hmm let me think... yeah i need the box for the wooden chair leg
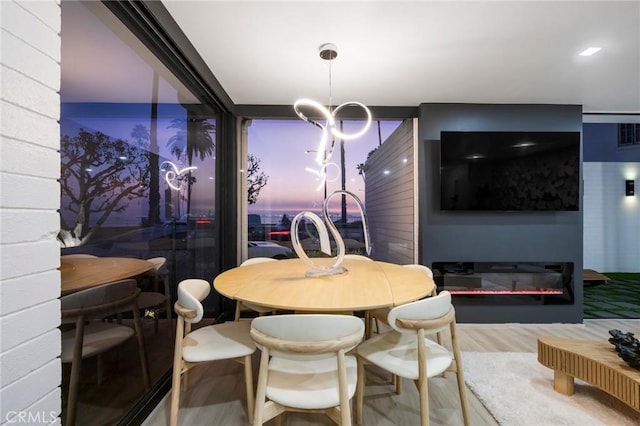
[234,301,242,321]
[170,318,184,426]
[437,330,447,378]
[364,312,372,339]
[337,350,351,426]
[253,347,270,426]
[416,330,429,426]
[66,317,86,426]
[416,376,429,426]
[451,322,470,426]
[356,358,365,425]
[132,304,151,390]
[395,375,402,395]
[165,298,174,344]
[244,355,254,424]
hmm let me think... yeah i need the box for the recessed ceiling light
[579,47,601,56]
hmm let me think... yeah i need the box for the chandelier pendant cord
[328,58,336,153]
[328,57,333,115]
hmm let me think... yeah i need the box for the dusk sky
[248,118,401,217]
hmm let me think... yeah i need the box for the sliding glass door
[59,1,219,423]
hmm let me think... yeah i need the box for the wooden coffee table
[537,335,640,412]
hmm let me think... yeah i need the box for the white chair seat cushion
[265,355,358,410]
[182,320,256,363]
[357,331,452,380]
[136,292,167,310]
[61,322,134,363]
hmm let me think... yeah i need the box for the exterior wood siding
[365,119,416,264]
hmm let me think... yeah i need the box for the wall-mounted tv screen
[440,131,580,211]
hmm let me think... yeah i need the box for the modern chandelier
[294,43,372,190]
[290,43,373,278]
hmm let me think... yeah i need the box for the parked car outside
[248,240,292,259]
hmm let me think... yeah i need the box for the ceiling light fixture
[579,47,601,56]
[294,43,372,190]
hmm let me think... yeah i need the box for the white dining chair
[170,279,256,426]
[234,257,278,320]
[366,264,438,339]
[356,291,470,426]
[251,314,365,425]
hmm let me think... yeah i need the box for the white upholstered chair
[356,291,470,426]
[366,264,437,339]
[234,257,278,320]
[251,314,365,425]
[170,279,256,426]
[61,279,150,426]
[136,256,173,341]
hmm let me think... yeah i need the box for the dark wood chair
[61,279,150,426]
[137,256,173,341]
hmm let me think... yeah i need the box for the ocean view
[248,209,365,225]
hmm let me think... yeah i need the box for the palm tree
[131,123,161,226]
[166,115,215,217]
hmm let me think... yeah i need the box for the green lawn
[583,274,640,319]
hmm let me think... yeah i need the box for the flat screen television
[440,131,580,211]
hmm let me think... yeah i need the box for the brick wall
[0,1,62,424]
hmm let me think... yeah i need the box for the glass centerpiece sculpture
[291,190,371,277]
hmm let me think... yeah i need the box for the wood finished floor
[142,318,640,426]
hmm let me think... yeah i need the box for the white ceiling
[160,0,640,114]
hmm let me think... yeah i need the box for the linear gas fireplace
[431,262,574,306]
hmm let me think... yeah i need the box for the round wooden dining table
[60,256,155,294]
[213,257,434,312]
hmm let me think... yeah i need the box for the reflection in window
[59,2,218,424]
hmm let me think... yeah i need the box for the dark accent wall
[418,103,584,323]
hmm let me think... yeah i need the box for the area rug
[462,351,639,426]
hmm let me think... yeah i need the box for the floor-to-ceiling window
[245,118,402,258]
[59,2,219,423]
